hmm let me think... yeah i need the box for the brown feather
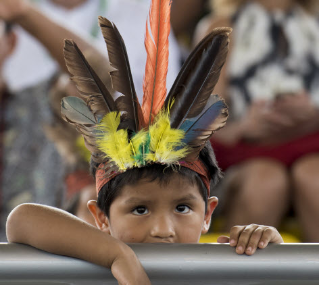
[63,39,116,121]
[165,27,231,129]
[98,16,143,131]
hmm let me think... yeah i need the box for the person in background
[0,0,113,240]
[3,0,107,92]
[0,20,16,241]
[171,0,209,48]
[194,0,319,242]
[169,0,211,70]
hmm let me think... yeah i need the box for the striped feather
[141,0,171,126]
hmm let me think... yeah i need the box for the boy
[6,1,283,284]
[6,144,283,284]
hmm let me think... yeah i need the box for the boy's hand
[217,224,283,255]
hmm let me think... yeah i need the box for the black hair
[90,141,222,217]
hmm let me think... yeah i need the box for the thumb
[217,235,230,243]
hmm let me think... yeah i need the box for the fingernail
[237,246,243,253]
[247,247,252,253]
[259,241,264,248]
[230,239,236,246]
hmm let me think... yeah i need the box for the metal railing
[1,243,319,284]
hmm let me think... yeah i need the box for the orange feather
[141,0,171,126]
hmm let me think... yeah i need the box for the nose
[150,214,175,239]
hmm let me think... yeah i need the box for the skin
[88,174,283,254]
[7,175,283,284]
[292,154,319,242]
[7,203,151,285]
[0,0,111,78]
[194,0,319,240]
[88,175,218,244]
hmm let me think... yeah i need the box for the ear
[201,196,218,234]
[87,200,111,234]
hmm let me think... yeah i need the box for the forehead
[117,174,203,201]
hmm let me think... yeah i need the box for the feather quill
[165,28,231,129]
[141,0,171,126]
[98,16,143,131]
[131,130,148,166]
[63,39,116,121]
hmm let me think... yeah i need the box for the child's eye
[175,205,190,214]
[132,206,149,215]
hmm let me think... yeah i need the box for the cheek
[176,213,205,243]
[109,217,147,243]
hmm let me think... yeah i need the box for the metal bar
[0,243,319,285]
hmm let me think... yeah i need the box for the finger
[265,112,293,128]
[245,226,264,255]
[229,226,245,247]
[217,236,229,244]
[259,227,283,248]
[235,224,259,254]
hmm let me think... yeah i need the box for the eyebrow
[173,193,198,203]
[123,193,198,205]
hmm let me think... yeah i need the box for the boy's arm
[217,224,284,255]
[0,0,109,74]
[6,203,151,285]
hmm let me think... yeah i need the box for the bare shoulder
[193,15,232,46]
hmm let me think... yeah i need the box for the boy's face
[88,175,218,243]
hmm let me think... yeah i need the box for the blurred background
[1,0,318,243]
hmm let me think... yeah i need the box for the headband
[61,0,230,198]
[96,158,211,196]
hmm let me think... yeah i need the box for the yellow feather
[96,111,189,170]
[96,112,134,170]
[147,111,189,164]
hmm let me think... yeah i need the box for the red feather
[141,0,171,126]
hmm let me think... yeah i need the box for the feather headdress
[61,0,230,194]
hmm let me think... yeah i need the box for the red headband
[96,159,211,197]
